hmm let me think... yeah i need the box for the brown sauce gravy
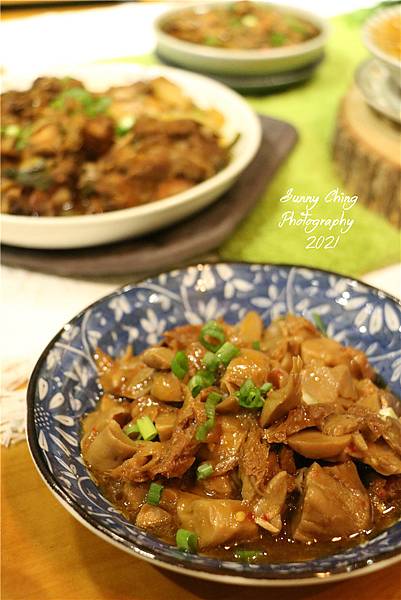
[92,467,401,563]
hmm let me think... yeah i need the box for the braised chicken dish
[81,313,401,562]
[1,76,228,216]
[162,2,319,51]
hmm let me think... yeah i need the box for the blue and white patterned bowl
[27,263,401,586]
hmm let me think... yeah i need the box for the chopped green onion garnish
[203,35,220,46]
[260,382,272,394]
[145,482,164,506]
[188,370,215,397]
[85,95,111,117]
[205,392,222,418]
[270,32,287,46]
[123,421,139,437]
[252,340,261,350]
[14,126,32,151]
[3,124,21,138]
[195,392,222,441]
[176,529,198,552]
[202,351,220,372]
[312,312,327,336]
[199,321,225,352]
[171,351,189,380]
[286,16,307,35]
[215,342,240,366]
[195,422,211,441]
[234,549,262,562]
[196,462,214,480]
[136,416,158,441]
[115,115,135,137]
[51,87,111,116]
[236,379,269,409]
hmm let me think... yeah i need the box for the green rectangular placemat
[110,8,401,277]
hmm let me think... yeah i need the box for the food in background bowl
[363,6,401,89]
[1,76,229,217]
[371,9,401,61]
[155,2,328,76]
[82,312,401,562]
[162,1,320,50]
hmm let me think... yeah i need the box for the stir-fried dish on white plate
[81,313,401,562]
[1,76,228,217]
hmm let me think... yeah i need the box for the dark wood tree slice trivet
[1,115,297,277]
[333,85,401,228]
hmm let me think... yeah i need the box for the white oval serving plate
[155,1,329,76]
[1,63,261,249]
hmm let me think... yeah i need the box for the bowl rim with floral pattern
[26,262,401,586]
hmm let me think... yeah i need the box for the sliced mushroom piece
[176,496,258,549]
[142,346,175,370]
[320,413,361,437]
[123,365,154,400]
[381,416,401,455]
[155,412,177,441]
[287,429,352,460]
[197,473,238,499]
[237,311,263,345]
[221,348,270,392]
[301,364,357,406]
[260,356,302,427]
[301,337,348,367]
[151,372,183,402]
[348,440,401,476]
[293,461,371,543]
[110,440,163,483]
[215,395,240,414]
[253,471,288,535]
[135,504,176,540]
[83,419,137,472]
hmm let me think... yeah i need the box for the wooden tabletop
[2,441,401,600]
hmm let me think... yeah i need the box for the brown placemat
[1,115,297,277]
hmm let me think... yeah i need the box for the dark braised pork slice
[176,496,258,549]
[293,461,372,542]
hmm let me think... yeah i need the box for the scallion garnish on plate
[176,529,198,552]
[171,350,189,380]
[136,416,158,441]
[145,482,164,506]
[199,320,225,352]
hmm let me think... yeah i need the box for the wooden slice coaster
[333,84,401,228]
